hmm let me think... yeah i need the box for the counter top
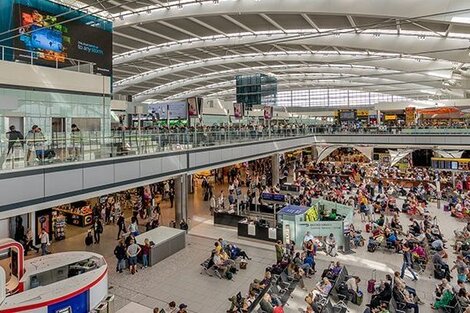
[22,251,104,277]
[0,264,107,311]
[135,226,186,246]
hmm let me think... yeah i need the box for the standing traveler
[169,188,175,208]
[142,238,151,268]
[210,194,216,215]
[114,239,127,273]
[6,125,24,155]
[177,304,188,313]
[275,240,284,263]
[39,228,50,255]
[400,244,418,281]
[167,301,177,313]
[70,123,82,161]
[92,218,103,244]
[129,216,139,236]
[25,125,39,165]
[24,228,39,255]
[117,213,126,239]
[126,238,141,275]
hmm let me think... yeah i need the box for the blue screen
[30,25,63,52]
[48,290,89,313]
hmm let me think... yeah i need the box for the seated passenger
[227,244,251,260]
[321,261,342,280]
[375,214,385,227]
[293,252,313,277]
[392,285,419,313]
[212,250,228,277]
[311,277,333,299]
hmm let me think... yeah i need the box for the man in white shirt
[39,228,50,255]
[303,231,314,245]
[346,276,361,304]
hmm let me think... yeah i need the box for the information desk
[135,227,186,266]
[238,222,282,243]
[54,208,93,227]
[214,212,246,227]
[279,201,354,250]
[0,251,108,313]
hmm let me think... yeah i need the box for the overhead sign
[261,193,286,203]
[278,205,309,216]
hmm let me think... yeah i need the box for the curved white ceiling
[74,0,470,102]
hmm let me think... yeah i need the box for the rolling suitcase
[365,223,371,233]
[367,270,376,293]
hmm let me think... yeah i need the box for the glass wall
[276,88,409,107]
[0,87,111,140]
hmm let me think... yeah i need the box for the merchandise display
[52,211,66,241]
[53,204,93,227]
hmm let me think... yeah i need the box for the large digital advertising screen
[148,101,188,120]
[11,2,112,76]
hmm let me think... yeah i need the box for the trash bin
[106,294,115,313]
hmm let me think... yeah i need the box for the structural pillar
[376,109,381,125]
[311,145,318,162]
[272,153,280,186]
[175,174,188,223]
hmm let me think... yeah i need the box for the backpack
[226,271,233,280]
[367,242,377,253]
[336,282,349,297]
[85,234,93,246]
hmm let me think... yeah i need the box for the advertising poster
[148,101,187,120]
[12,3,112,76]
[47,290,89,313]
[35,209,52,243]
[405,107,416,126]
[263,105,273,120]
[233,103,244,119]
[187,97,198,117]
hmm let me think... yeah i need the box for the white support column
[311,145,318,162]
[175,175,188,223]
[272,153,280,186]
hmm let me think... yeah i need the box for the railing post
[1,46,4,61]
[78,60,81,73]
[30,51,33,65]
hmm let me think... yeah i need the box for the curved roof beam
[133,64,445,102]
[167,80,437,101]
[114,51,453,92]
[114,30,470,65]
[114,0,470,28]
[163,75,442,100]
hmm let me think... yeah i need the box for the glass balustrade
[0,126,469,171]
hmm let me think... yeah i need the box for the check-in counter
[135,226,186,267]
[213,212,246,227]
[237,222,283,243]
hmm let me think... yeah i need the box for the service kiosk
[0,239,112,313]
[278,199,354,250]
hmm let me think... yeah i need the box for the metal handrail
[0,45,96,74]
[0,126,469,171]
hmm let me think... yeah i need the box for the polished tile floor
[40,179,463,313]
